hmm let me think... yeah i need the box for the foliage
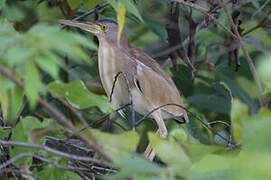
[0,0,271,179]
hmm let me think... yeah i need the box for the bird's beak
[57,20,100,34]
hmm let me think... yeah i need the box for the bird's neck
[97,39,119,97]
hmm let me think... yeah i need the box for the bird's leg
[144,110,168,161]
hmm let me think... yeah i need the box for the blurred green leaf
[89,129,139,159]
[107,0,118,11]
[257,54,271,94]
[0,0,6,11]
[148,132,191,169]
[243,35,268,52]
[231,99,249,143]
[249,0,260,8]
[187,94,230,114]
[48,80,112,113]
[169,127,188,142]
[216,72,258,114]
[120,0,143,22]
[10,86,24,120]
[145,18,167,40]
[242,108,271,152]
[83,0,105,10]
[67,0,82,9]
[192,154,233,172]
[35,54,59,79]
[187,76,232,114]
[3,5,25,22]
[112,156,165,179]
[181,142,226,162]
[25,61,40,108]
[0,90,8,120]
[4,47,33,65]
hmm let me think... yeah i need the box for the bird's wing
[133,59,188,122]
[130,47,176,88]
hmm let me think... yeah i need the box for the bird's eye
[101,24,108,31]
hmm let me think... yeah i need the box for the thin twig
[54,95,104,159]
[109,71,135,131]
[61,2,109,28]
[208,120,230,127]
[218,0,265,106]
[242,10,271,36]
[109,72,122,103]
[135,103,237,147]
[171,0,237,39]
[0,153,90,172]
[0,140,108,166]
[121,73,136,131]
[0,168,41,180]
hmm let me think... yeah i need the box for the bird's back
[126,47,189,122]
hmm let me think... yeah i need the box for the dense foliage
[0,0,271,179]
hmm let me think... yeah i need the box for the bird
[58,19,189,160]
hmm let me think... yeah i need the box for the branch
[171,0,237,39]
[218,0,265,106]
[0,66,112,162]
[61,2,109,28]
[0,140,107,165]
[135,103,238,147]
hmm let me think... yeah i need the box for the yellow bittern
[58,19,189,160]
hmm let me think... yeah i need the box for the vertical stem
[219,0,265,107]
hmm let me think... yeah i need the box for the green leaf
[4,47,33,66]
[117,1,126,43]
[47,80,112,113]
[91,129,139,152]
[0,0,6,11]
[181,143,226,162]
[120,0,143,22]
[87,129,139,160]
[193,154,233,172]
[11,86,24,120]
[0,128,10,139]
[67,0,83,9]
[169,127,188,142]
[231,99,249,143]
[25,61,40,108]
[83,0,105,10]
[148,132,191,169]
[0,90,8,120]
[21,116,50,138]
[145,18,167,40]
[112,156,164,179]
[242,108,271,153]
[187,94,230,114]
[35,54,59,79]
[107,0,118,11]
[216,72,258,114]
[243,35,268,52]
[257,54,271,95]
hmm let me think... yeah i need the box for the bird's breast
[98,45,116,97]
[98,43,129,109]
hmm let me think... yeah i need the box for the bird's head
[58,19,126,45]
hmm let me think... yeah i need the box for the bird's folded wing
[134,60,187,120]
